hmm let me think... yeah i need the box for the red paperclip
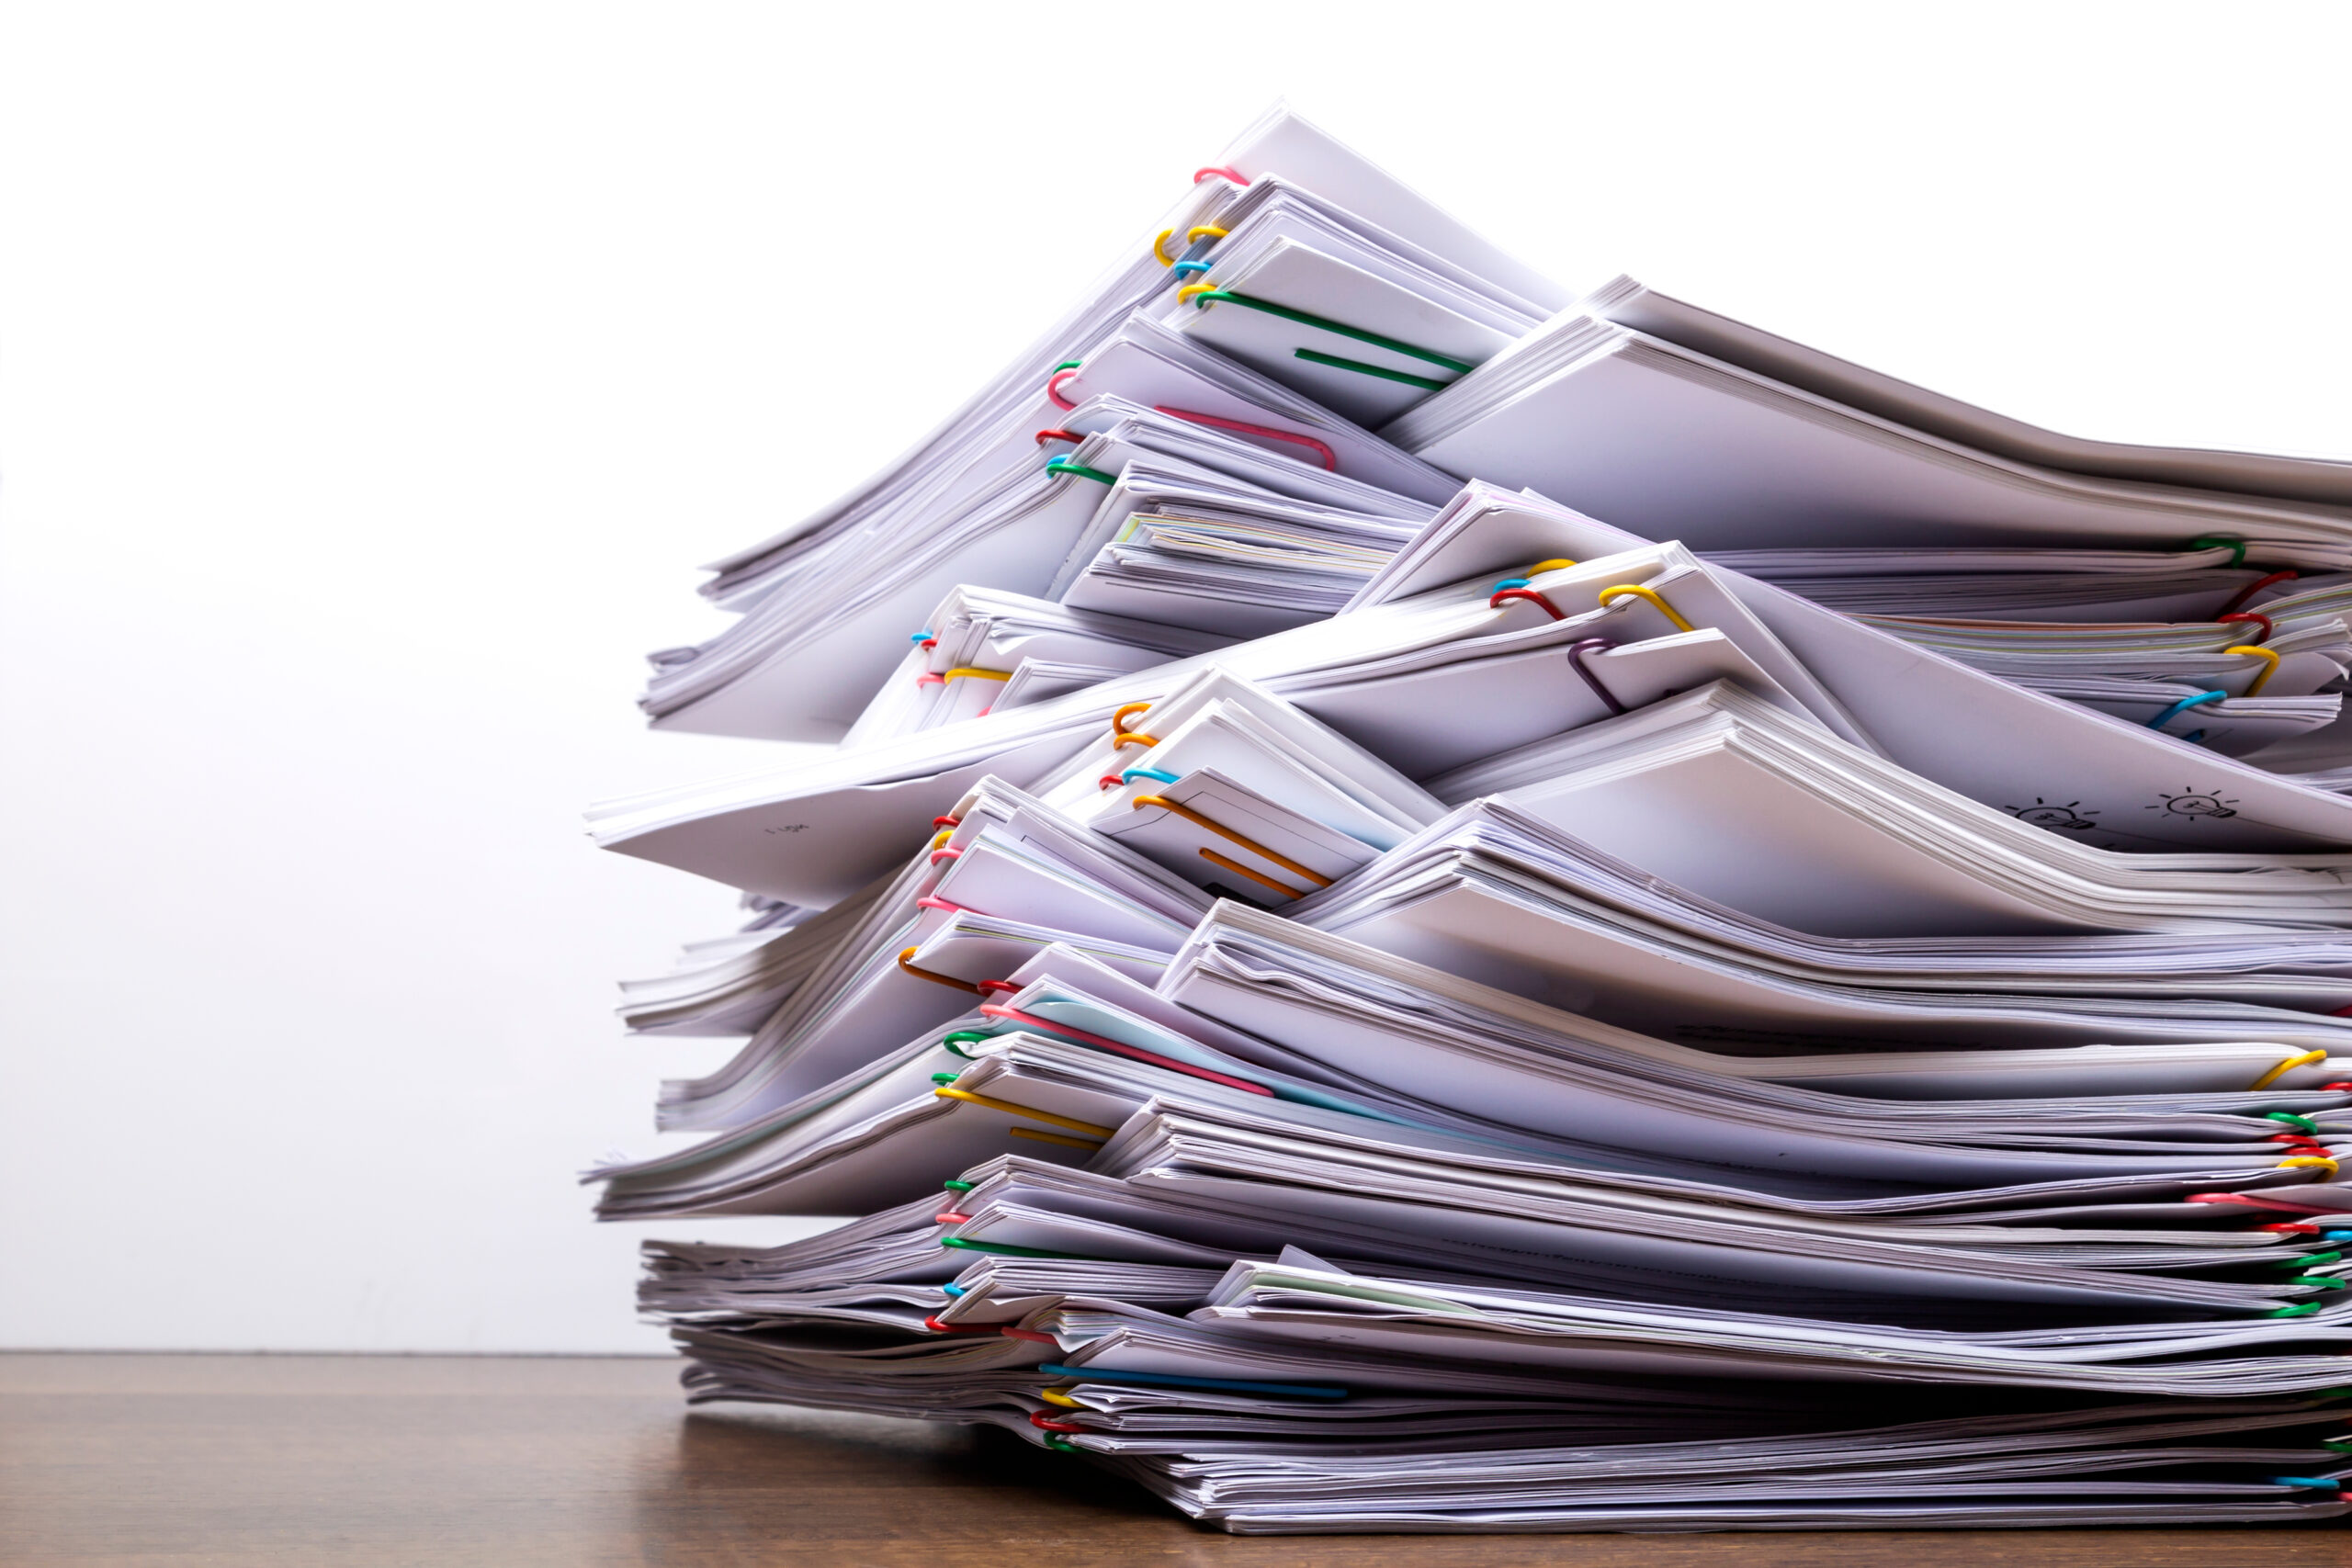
[2186,1193,2340,1215]
[1028,1411,1088,1433]
[1154,405,1336,469]
[1046,369,1080,410]
[978,1003,1274,1095]
[923,1315,1001,1336]
[916,671,945,687]
[934,1211,973,1224]
[932,816,961,829]
[2218,611,2275,645]
[1001,1326,1057,1345]
[1489,588,1566,620]
[2219,570,2298,617]
[1034,427,1083,446]
[1192,165,1248,186]
[975,979,1023,998]
[915,897,964,914]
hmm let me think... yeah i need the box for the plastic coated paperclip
[1129,794,1334,891]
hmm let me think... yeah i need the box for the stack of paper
[588,108,2352,1533]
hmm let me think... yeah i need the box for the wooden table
[3,1352,2341,1564]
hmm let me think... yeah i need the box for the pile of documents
[589,107,2352,1533]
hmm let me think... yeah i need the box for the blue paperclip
[910,629,933,643]
[1171,258,1213,278]
[2272,1475,2340,1489]
[1120,767,1181,787]
[2147,690,2228,739]
[1492,576,1532,592]
[940,1282,966,1298]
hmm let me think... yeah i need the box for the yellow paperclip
[933,1086,1117,1139]
[941,667,1012,684]
[1152,228,1179,266]
[2225,645,2281,698]
[1598,583,1695,633]
[1186,225,1228,246]
[1112,701,1153,737]
[1037,1388,1084,1408]
[1177,281,1221,305]
[1526,558,1577,574]
[2248,1049,2329,1092]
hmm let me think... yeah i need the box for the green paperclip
[1043,1435,1081,1453]
[2270,1112,2323,1135]
[941,1179,975,1194]
[2272,1302,2324,1317]
[940,1236,1086,1259]
[1052,359,1082,372]
[940,1030,993,1060]
[1293,347,1453,391]
[930,1072,961,1086]
[1187,288,1478,374]
[1045,457,1116,485]
[2188,535,2248,567]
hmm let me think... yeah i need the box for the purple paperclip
[1567,638,1625,715]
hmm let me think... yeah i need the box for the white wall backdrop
[4,2,2350,1351]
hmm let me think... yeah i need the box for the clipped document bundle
[591,107,2352,1534]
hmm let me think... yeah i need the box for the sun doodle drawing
[2005,798,2101,830]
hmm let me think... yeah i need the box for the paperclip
[1112,702,1152,736]
[922,1315,1001,1336]
[1036,1387,1083,1408]
[1200,848,1305,900]
[2186,1192,2338,1216]
[1192,165,1248,186]
[1112,732,1159,750]
[2220,569,2299,617]
[1045,457,1115,485]
[1129,795,1334,888]
[899,947,980,995]
[978,1001,1276,1095]
[1033,427,1082,446]
[1154,406,1337,469]
[2145,690,2227,735]
[1120,767,1181,787]
[910,629,933,644]
[1170,258,1213,278]
[1566,638,1627,715]
[2268,1112,2323,1135]
[1046,368,1081,409]
[2218,611,2274,645]
[938,1031,993,1060]
[1175,281,1221,306]
[975,979,1022,998]
[1293,347,1451,391]
[1002,1327,1059,1346]
[1008,1126,1107,1150]
[1488,588,1565,619]
[2250,1052,2329,1092]
[2225,644,2282,697]
[2188,536,2249,567]
[1028,1412,1087,1433]
[1184,289,1476,374]
[1598,583,1695,632]
[941,666,1012,684]
[931,1086,1117,1138]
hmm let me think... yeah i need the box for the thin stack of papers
[587,108,2352,1534]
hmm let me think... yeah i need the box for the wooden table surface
[3,1352,2343,1565]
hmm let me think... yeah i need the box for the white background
[5,2,2350,1352]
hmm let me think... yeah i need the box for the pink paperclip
[1046,369,1081,410]
[1154,405,1336,470]
[1192,165,1249,186]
